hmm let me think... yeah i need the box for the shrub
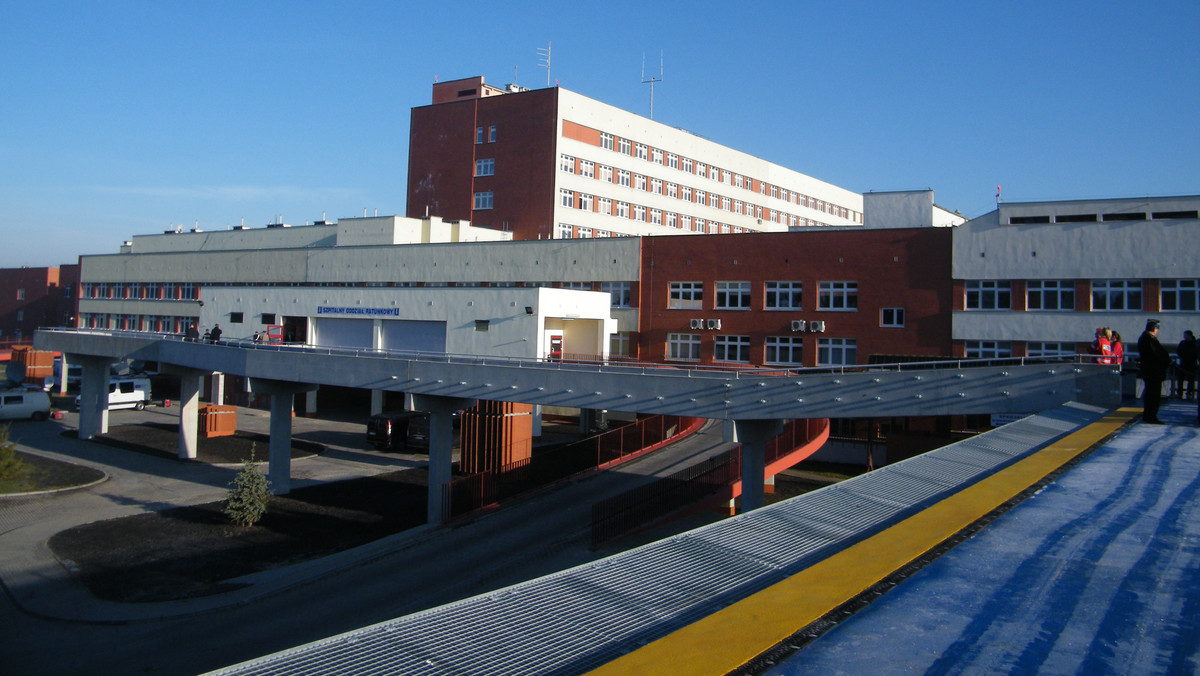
[0,425,23,480]
[224,449,272,527]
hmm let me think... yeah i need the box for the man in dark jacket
[1138,319,1171,424]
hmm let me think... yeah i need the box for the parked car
[366,411,430,452]
[74,377,153,411]
[0,388,51,421]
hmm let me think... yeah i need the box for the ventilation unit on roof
[809,320,826,332]
[791,320,807,332]
[706,318,721,330]
[689,318,704,330]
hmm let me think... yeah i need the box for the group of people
[1091,327,1125,365]
[183,323,222,343]
[1093,320,1199,424]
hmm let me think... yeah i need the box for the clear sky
[2,1,1197,268]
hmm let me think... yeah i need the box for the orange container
[198,404,238,438]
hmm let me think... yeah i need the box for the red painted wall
[637,228,953,366]
[407,87,560,240]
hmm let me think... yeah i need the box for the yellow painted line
[590,408,1139,676]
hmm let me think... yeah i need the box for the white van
[74,377,153,411]
[0,389,51,421]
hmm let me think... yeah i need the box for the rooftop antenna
[642,51,663,120]
[537,41,551,87]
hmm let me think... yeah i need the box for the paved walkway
[766,400,1200,675]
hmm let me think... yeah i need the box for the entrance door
[282,316,308,344]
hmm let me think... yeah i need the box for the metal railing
[590,418,830,548]
[36,326,1105,381]
[442,414,704,519]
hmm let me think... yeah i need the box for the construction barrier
[198,404,237,438]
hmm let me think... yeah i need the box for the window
[696,190,706,205]
[180,283,196,300]
[965,280,1012,310]
[716,281,751,309]
[669,282,703,309]
[261,313,276,324]
[600,132,614,150]
[651,178,662,194]
[667,333,701,361]
[601,282,632,307]
[610,332,631,357]
[649,209,662,225]
[488,125,496,142]
[561,282,590,290]
[16,288,25,300]
[666,213,677,228]
[475,126,484,144]
[635,175,646,191]
[1161,279,1200,312]
[617,169,631,187]
[1091,279,1142,311]
[964,340,1013,359]
[1027,342,1076,358]
[666,183,677,199]
[714,335,751,363]
[474,191,494,210]
[557,223,575,239]
[560,189,575,208]
[818,338,857,366]
[580,160,594,178]
[616,202,629,218]
[635,143,647,160]
[681,186,692,202]
[696,163,707,179]
[476,158,495,176]
[559,155,575,173]
[1027,280,1074,311]
[765,281,803,310]
[632,205,646,221]
[818,281,858,311]
[230,312,244,323]
[579,194,593,211]
[682,157,694,173]
[598,197,612,215]
[667,154,678,169]
[16,310,23,322]
[651,149,662,164]
[765,336,804,365]
[881,307,905,327]
[618,137,631,155]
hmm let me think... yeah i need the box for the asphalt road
[0,408,733,675]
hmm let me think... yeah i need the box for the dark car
[366,411,430,452]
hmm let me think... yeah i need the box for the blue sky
[2,1,1197,268]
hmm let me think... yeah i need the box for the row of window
[80,312,278,332]
[668,280,857,312]
[582,137,861,223]
[80,281,635,308]
[965,279,1199,312]
[665,333,857,366]
[81,282,199,301]
[559,157,837,228]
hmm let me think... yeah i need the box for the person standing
[209,323,223,343]
[1138,319,1171,424]
[1177,330,1197,400]
[1111,330,1124,366]
[1092,327,1113,365]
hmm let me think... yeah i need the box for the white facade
[553,88,864,239]
[200,286,615,361]
[952,195,1200,352]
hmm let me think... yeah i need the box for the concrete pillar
[76,356,113,440]
[305,388,318,417]
[210,372,225,406]
[765,473,776,495]
[733,419,783,513]
[58,354,71,396]
[531,404,543,437]
[178,374,202,460]
[249,378,319,495]
[411,394,476,524]
[370,389,384,416]
[269,393,294,494]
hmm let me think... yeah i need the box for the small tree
[225,449,272,527]
[0,424,23,480]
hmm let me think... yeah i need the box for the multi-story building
[407,76,864,241]
[0,264,79,346]
[952,195,1200,360]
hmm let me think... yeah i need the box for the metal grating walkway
[209,402,1109,676]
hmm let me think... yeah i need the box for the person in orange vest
[1110,330,1125,366]
[1092,327,1113,365]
